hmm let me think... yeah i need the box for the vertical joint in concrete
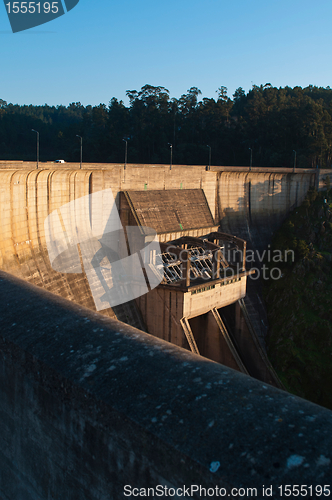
[181,250,191,288]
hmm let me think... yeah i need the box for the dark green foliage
[3,84,332,165]
[264,191,332,409]
[284,220,295,237]
[297,239,310,259]
[303,198,311,209]
[307,186,318,203]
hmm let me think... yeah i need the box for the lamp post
[76,135,82,169]
[249,148,252,171]
[31,129,39,169]
[123,138,128,170]
[207,145,211,171]
[168,143,172,170]
[293,150,296,172]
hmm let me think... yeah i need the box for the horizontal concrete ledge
[0,162,209,170]
[0,160,328,174]
[0,272,331,499]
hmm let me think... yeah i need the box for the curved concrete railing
[0,271,331,500]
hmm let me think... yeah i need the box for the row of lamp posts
[30,131,211,171]
[30,130,297,171]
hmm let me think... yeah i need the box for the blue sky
[1,0,332,106]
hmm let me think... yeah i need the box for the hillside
[264,182,332,409]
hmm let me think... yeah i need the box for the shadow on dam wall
[215,170,316,348]
[0,164,318,327]
[216,170,316,251]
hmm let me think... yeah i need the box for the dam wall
[0,164,215,320]
[1,271,332,500]
[0,162,321,316]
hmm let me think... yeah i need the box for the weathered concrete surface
[0,271,331,500]
[0,164,317,306]
[136,277,247,353]
[123,189,215,233]
[183,278,247,318]
[216,170,316,250]
[0,165,217,323]
[0,169,103,317]
[220,301,281,386]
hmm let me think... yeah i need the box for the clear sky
[1,0,332,106]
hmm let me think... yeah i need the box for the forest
[265,184,332,409]
[1,83,332,168]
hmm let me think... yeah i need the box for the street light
[249,148,252,171]
[293,150,296,172]
[123,138,128,169]
[31,129,39,169]
[76,135,82,169]
[168,143,172,170]
[207,145,211,171]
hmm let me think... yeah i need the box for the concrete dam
[0,162,319,383]
[1,161,332,499]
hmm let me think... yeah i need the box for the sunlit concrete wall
[135,278,247,351]
[183,278,247,318]
[0,165,216,317]
[0,169,105,316]
[0,163,316,312]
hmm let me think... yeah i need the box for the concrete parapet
[0,271,331,499]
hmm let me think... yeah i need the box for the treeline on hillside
[1,83,332,167]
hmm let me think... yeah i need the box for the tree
[216,86,228,101]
